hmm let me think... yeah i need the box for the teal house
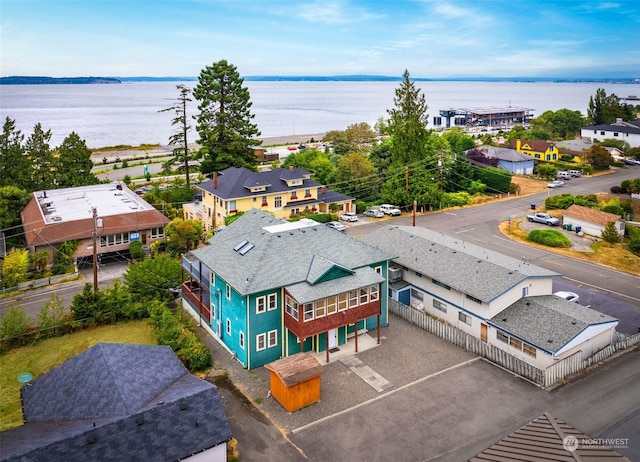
[181,209,394,369]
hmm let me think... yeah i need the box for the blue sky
[1,0,638,79]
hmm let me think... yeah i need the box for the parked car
[340,212,358,222]
[526,212,560,226]
[557,171,572,180]
[363,208,384,218]
[379,204,402,216]
[325,221,346,232]
[623,157,640,165]
[568,170,581,177]
[554,291,580,303]
[547,180,565,188]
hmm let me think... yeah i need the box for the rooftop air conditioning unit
[388,266,403,283]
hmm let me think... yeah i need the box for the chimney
[213,172,218,189]
[289,166,294,172]
[615,118,623,124]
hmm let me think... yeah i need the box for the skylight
[238,243,255,256]
[233,240,249,251]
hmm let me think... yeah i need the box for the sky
[1,0,639,79]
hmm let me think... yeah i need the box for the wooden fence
[0,271,79,296]
[389,298,640,388]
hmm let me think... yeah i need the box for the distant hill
[0,76,121,85]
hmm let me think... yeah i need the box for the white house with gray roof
[360,226,619,369]
[581,119,640,148]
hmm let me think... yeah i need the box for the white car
[363,209,384,218]
[379,204,401,216]
[547,180,565,188]
[340,212,358,222]
[554,291,579,303]
[325,221,346,232]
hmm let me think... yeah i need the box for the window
[239,332,245,349]
[522,286,528,297]
[432,279,451,290]
[285,295,298,320]
[458,312,471,326]
[211,301,216,319]
[349,290,358,308]
[226,318,231,335]
[338,293,348,311]
[291,191,298,200]
[375,266,382,274]
[523,344,537,358]
[359,287,369,305]
[410,289,424,301]
[262,196,268,206]
[466,294,482,304]
[613,132,619,137]
[315,299,326,317]
[268,329,278,347]
[256,296,266,314]
[226,284,231,300]
[100,232,130,247]
[229,200,237,211]
[303,303,314,321]
[150,227,164,238]
[327,296,337,314]
[415,271,422,278]
[370,285,379,302]
[274,196,282,207]
[433,299,447,313]
[496,331,509,343]
[304,189,311,197]
[509,337,523,351]
[268,294,277,311]
[256,333,266,351]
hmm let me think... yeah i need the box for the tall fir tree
[56,132,99,188]
[26,123,55,191]
[193,60,261,175]
[0,117,30,190]
[386,70,430,166]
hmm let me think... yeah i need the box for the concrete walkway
[340,356,393,392]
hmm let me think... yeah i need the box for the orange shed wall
[269,372,321,413]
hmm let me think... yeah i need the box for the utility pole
[92,207,98,292]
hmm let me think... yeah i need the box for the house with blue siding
[181,209,394,369]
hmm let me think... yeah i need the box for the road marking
[455,228,474,234]
[445,212,457,216]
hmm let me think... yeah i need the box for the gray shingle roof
[359,226,559,303]
[0,343,231,462]
[288,266,384,304]
[197,166,318,199]
[582,119,640,135]
[490,295,617,354]
[481,146,533,162]
[191,209,393,295]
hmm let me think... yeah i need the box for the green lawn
[0,320,157,431]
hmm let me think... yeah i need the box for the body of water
[1,80,638,149]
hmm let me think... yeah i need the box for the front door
[480,323,488,343]
[328,329,337,349]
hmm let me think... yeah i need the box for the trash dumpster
[566,223,572,231]
[530,204,536,210]
[575,226,582,233]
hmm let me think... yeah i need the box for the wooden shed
[264,353,324,412]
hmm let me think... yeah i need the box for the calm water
[1,81,638,148]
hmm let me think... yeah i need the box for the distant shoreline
[2,75,638,85]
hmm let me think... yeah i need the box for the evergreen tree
[56,132,98,188]
[193,60,261,175]
[160,84,193,186]
[26,123,55,191]
[0,186,30,248]
[601,222,620,244]
[587,88,632,124]
[0,117,30,190]
[386,70,430,166]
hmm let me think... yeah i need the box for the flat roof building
[21,182,170,263]
[435,105,534,129]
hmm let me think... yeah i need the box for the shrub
[527,229,572,248]
[129,240,144,261]
[545,194,575,210]
[620,180,631,193]
[602,205,624,218]
[443,192,472,207]
[628,238,640,256]
[601,222,620,244]
[0,304,31,349]
[610,185,622,194]
[625,225,640,240]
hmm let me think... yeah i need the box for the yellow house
[510,139,582,162]
[183,166,354,231]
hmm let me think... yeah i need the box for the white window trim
[256,296,266,314]
[267,293,277,311]
[267,329,278,348]
[239,331,245,349]
[256,333,266,351]
[225,318,231,335]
